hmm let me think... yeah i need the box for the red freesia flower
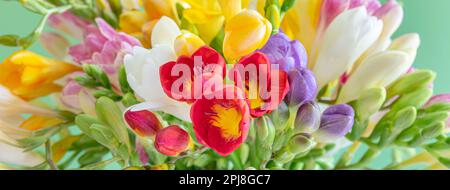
[231,52,290,118]
[190,85,251,156]
[159,46,226,103]
[154,125,190,156]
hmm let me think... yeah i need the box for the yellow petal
[143,0,178,22]
[52,136,81,162]
[218,0,242,22]
[119,10,148,34]
[281,0,322,54]
[174,31,205,56]
[223,10,271,61]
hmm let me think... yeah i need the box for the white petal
[337,51,410,103]
[313,7,383,89]
[127,102,191,122]
[389,33,421,62]
[151,16,181,48]
[0,143,43,167]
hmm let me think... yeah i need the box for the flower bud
[355,87,386,121]
[379,106,417,146]
[387,70,436,98]
[314,104,355,142]
[124,109,163,137]
[286,68,317,108]
[266,4,281,34]
[154,125,190,156]
[391,87,433,112]
[39,32,70,59]
[287,133,315,155]
[424,94,450,128]
[294,101,321,134]
[174,31,205,57]
[223,10,272,61]
[421,122,445,140]
[255,116,276,161]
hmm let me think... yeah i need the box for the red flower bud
[154,125,190,156]
[124,109,163,137]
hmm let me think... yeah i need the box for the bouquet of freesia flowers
[0,0,449,170]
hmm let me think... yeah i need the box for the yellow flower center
[210,104,242,141]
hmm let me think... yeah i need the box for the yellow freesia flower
[174,31,206,56]
[52,136,81,162]
[217,0,242,22]
[20,115,64,131]
[223,10,272,61]
[0,50,79,100]
[143,0,178,21]
[120,0,177,48]
[183,0,225,44]
[281,0,322,54]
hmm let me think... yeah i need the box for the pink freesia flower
[48,11,91,40]
[59,72,95,112]
[69,18,142,76]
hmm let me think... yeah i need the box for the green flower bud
[387,70,435,98]
[239,143,250,165]
[379,107,417,147]
[287,134,315,155]
[414,111,449,129]
[356,87,386,121]
[83,64,112,89]
[96,97,131,151]
[421,122,445,139]
[270,101,290,131]
[255,117,276,161]
[265,4,281,34]
[281,0,297,13]
[391,87,433,111]
[423,102,450,113]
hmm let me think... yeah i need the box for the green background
[0,0,448,93]
[0,1,449,169]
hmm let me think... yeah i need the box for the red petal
[190,85,250,156]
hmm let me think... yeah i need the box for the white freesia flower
[312,7,383,89]
[124,16,191,121]
[0,143,43,167]
[337,33,421,103]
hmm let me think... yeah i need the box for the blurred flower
[160,46,226,103]
[124,109,163,137]
[191,85,250,156]
[294,101,321,134]
[48,11,91,40]
[315,104,354,142]
[338,34,420,103]
[312,7,382,89]
[286,68,317,108]
[174,31,206,57]
[0,51,79,100]
[281,0,322,54]
[259,32,308,72]
[124,16,191,121]
[39,32,71,60]
[136,140,149,164]
[119,10,153,47]
[155,125,190,156]
[143,0,178,21]
[183,0,225,44]
[232,52,290,117]
[69,18,141,77]
[218,0,242,22]
[223,10,272,61]
[424,94,450,128]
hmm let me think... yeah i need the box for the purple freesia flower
[69,18,141,75]
[286,68,318,108]
[315,104,355,142]
[259,32,308,72]
[295,101,321,134]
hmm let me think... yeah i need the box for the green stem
[339,148,380,170]
[45,140,58,170]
